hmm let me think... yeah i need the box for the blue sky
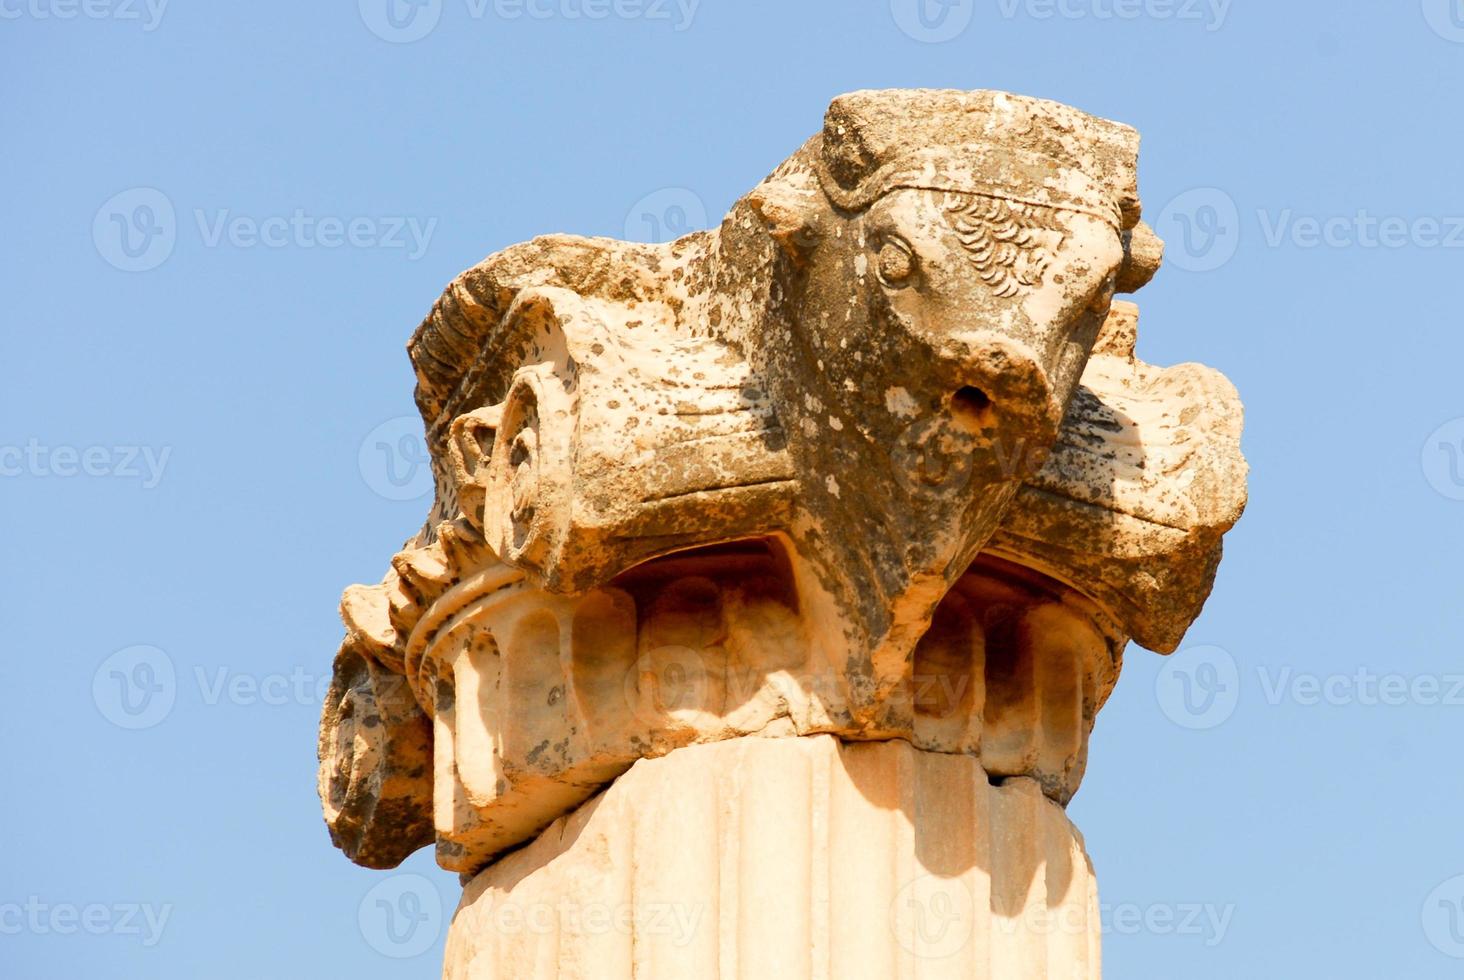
[4,1,1464,976]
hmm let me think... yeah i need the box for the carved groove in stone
[402,544,1120,872]
[444,736,1099,979]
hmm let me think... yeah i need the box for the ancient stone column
[317,89,1247,978]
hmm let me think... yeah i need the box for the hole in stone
[951,386,994,429]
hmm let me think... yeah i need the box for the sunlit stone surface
[318,88,1247,978]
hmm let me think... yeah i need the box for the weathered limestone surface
[317,88,1247,977]
[445,736,1099,980]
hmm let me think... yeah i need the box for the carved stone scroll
[317,88,1247,978]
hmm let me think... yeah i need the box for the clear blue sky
[4,2,1463,977]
